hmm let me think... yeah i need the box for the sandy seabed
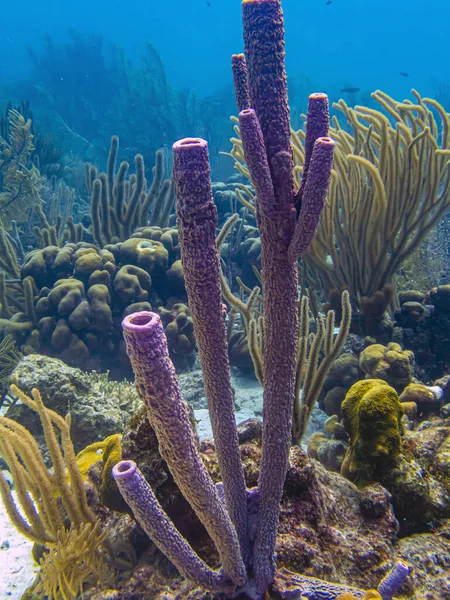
[0,492,37,599]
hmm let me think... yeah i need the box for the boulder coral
[341,379,404,478]
[4,229,193,370]
[321,352,360,416]
[359,343,414,392]
[159,303,196,361]
[399,382,443,417]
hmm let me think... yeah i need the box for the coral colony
[112,1,409,598]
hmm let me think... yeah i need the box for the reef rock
[7,354,141,452]
[395,524,450,599]
[85,425,407,599]
[378,417,450,534]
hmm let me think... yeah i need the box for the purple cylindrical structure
[232,54,251,112]
[240,3,299,593]
[238,109,276,218]
[243,0,295,211]
[112,460,230,591]
[294,93,330,213]
[122,311,246,586]
[173,137,249,564]
[377,561,410,600]
[288,136,335,261]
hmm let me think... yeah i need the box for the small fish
[340,87,360,93]
[206,0,211,5]
[326,1,333,5]
[399,72,409,77]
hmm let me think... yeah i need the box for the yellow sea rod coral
[0,385,113,599]
[32,521,112,600]
[228,90,450,309]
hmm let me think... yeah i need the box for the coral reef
[103,2,411,597]
[85,426,423,599]
[1,222,192,371]
[1,1,450,600]
[109,0,350,595]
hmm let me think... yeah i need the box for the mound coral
[359,342,414,392]
[321,352,360,416]
[1,224,191,370]
[399,382,443,416]
[341,379,404,478]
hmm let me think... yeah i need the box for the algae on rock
[8,354,141,453]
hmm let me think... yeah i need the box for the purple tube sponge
[112,460,231,591]
[173,138,249,563]
[242,0,295,211]
[377,561,410,600]
[294,93,330,214]
[288,136,335,261]
[232,54,251,112]
[237,72,299,600]
[121,311,246,587]
[237,8,336,593]
[237,0,336,592]
[238,109,276,219]
[239,2,299,594]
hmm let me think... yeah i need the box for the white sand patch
[0,489,38,599]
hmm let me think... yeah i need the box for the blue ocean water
[1,0,448,101]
